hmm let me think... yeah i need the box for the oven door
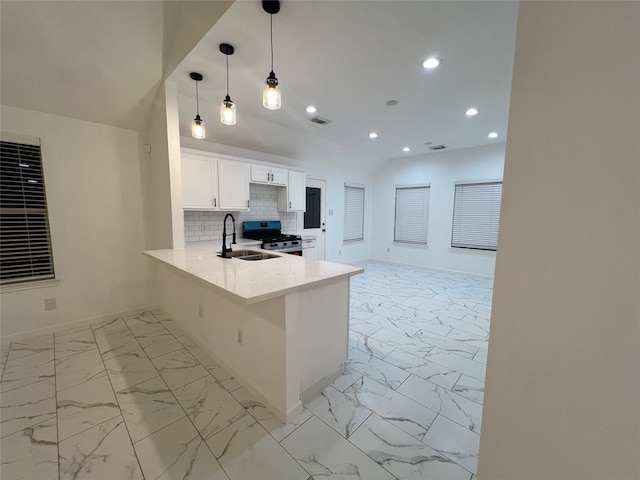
[269,244,303,256]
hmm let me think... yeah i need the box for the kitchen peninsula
[143,244,363,422]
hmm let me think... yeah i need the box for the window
[394,185,430,245]
[451,181,502,251]
[0,137,55,284]
[343,185,364,242]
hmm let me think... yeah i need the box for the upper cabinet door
[250,164,271,184]
[218,160,250,211]
[288,171,306,211]
[270,167,288,186]
[182,152,218,210]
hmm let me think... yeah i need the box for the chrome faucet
[219,213,237,258]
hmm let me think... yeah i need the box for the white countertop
[143,244,363,305]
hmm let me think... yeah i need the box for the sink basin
[217,249,280,261]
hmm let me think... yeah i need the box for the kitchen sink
[217,249,280,261]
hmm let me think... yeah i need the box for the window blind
[343,185,364,242]
[451,181,502,251]
[0,139,55,284]
[394,186,430,245]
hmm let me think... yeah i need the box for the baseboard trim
[0,305,161,343]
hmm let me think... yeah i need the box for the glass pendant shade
[220,95,237,125]
[263,72,281,110]
[192,114,205,139]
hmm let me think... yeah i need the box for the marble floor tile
[1,349,55,392]
[55,348,105,392]
[59,415,143,480]
[349,321,382,336]
[177,335,210,360]
[397,375,482,433]
[209,365,243,392]
[116,375,185,443]
[1,376,56,438]
[349,330,396,359]
[206,414,309,480]
[362,314,420,337]
[0,417,58,480]
[397,316,454,337]
[134,416,229,480]
[57,371,120,441]
[91,317,128,337]
[422,414,480,475]
[346,348,410,390]
[150,347,208,391]
[423,348,486,381]
[54,327,98,359]
[344,376,437,440]
[103,350,158,392]
[446,328,489,350]
[370,327,435,357]
[5,334,53,361]
[305,385,371,438]
[281,415,395,480]
[349,414,472,480]
[136,329,183,359]
[174,375,246,440]
[473,348,488,365]
[125,312,166,338]
[198,354,221,370]
[1,342,11,373]
[159,318,187,338]
[330,364,363,392]
[94,327,141,360]
[452,375,485,405]
[410,328,479,358]
[382,349,462,389]
[232,387,313,442]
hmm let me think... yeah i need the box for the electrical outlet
[236,328,243,346]
[44,298,57,311]
[339,249,342,255]
[198,304,203,318]
[387,247,391,253]
[201,223,206,231]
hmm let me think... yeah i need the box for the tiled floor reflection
[1,260,491,479]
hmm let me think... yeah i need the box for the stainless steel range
[243,221,303,256]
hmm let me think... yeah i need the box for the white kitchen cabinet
[278,170,306,212]
[181,151,219,210]
[250,164,288,186]
[218,160,250,210]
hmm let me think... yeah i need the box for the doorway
[303,177,326,260]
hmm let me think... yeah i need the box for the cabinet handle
[213,197,217,207]
[270,173,273,181]
[247,200,250,207]
[289,201,292,208]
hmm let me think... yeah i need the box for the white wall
[371,144,505,277]
[178,137,373,264]
[478,2,640,479]
[0,106,151,337]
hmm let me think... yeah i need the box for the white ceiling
[173,0,518,172]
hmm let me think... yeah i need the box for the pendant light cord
[270,14,274,72]
[226,55,230,96]
[195,80,200,115]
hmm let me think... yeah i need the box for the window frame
[451,180,503,252]
[343,184,365,243]
[393,184,431,246]
[0,134,55,285]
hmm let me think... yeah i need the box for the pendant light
[262,0,281,110]
[190,72,205,139]
[219,43,237,125]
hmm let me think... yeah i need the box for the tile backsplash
[184,184,298,243]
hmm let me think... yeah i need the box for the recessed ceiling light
[422,57,442,69]
[386,100,398,106]
[466,108,479,116]
[305,105,317,114]
[402,147,410,152]
[369,132,378,139]
[488,132,499,139]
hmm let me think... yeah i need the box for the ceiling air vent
[309,116,332,125]
[428,144,446,150]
